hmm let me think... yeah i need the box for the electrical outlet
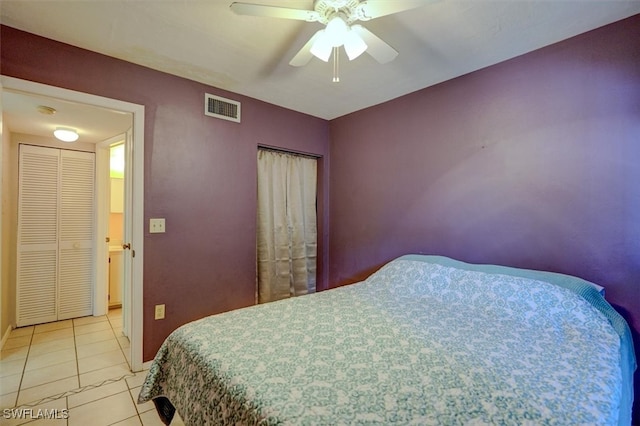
[150,218,166,233]
[155,304,165,320]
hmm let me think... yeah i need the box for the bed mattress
[139,255,635,425]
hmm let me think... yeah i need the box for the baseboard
[142,360,153,370]
[0,325,12,350]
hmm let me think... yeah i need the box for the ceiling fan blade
[289,30,325,67]
[354,0,428,21]
[351,25,398,64]
[230,2,320,22]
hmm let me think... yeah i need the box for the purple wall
[329,14,640,420]
[0,26,329,360]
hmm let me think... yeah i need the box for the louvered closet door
[58,150,95,320]
[17,145,60,326]
[17,145,95,326]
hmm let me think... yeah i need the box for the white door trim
[96,133,126,317]
[1,76,145,372]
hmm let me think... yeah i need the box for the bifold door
[17,145,95,327]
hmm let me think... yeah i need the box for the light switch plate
[150,218,166,233]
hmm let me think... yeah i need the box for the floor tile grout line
[14,325,35,409]
[125,382,142,418]
[72,316,82,391]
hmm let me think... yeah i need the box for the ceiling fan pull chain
[333,47,340,83]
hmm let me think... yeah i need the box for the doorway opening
[1,76,145,372]
[99,136,133,345]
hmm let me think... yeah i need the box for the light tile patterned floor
[0,309,183,425]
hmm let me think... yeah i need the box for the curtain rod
[258,144,322,159]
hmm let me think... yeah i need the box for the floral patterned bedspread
[138,257,627,425]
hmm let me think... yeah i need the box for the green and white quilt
[139,256,634,425]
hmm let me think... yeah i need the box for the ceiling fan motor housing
[314,0,368,24]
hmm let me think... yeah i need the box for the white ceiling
[1,0,639,128]
[2,90,133,143]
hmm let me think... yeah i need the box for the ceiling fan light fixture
[343,29,367,60]
[324,15,349,47]
[310,30,333,62]
[53,127,79,142]
[312,17,367,62]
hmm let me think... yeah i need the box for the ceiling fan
[230,0,427,67]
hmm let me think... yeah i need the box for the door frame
[96,134,126,317]
[1,76,145,372]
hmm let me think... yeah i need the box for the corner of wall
[1,128,18,333]
[0,105,12,334]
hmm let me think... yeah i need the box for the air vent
[205,93,241,123]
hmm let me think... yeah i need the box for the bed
[138,254,636,425]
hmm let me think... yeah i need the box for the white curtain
[257,149,317,303]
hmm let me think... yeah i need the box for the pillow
[398,254,605,295]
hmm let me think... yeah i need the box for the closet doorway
[256,148,318,304]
